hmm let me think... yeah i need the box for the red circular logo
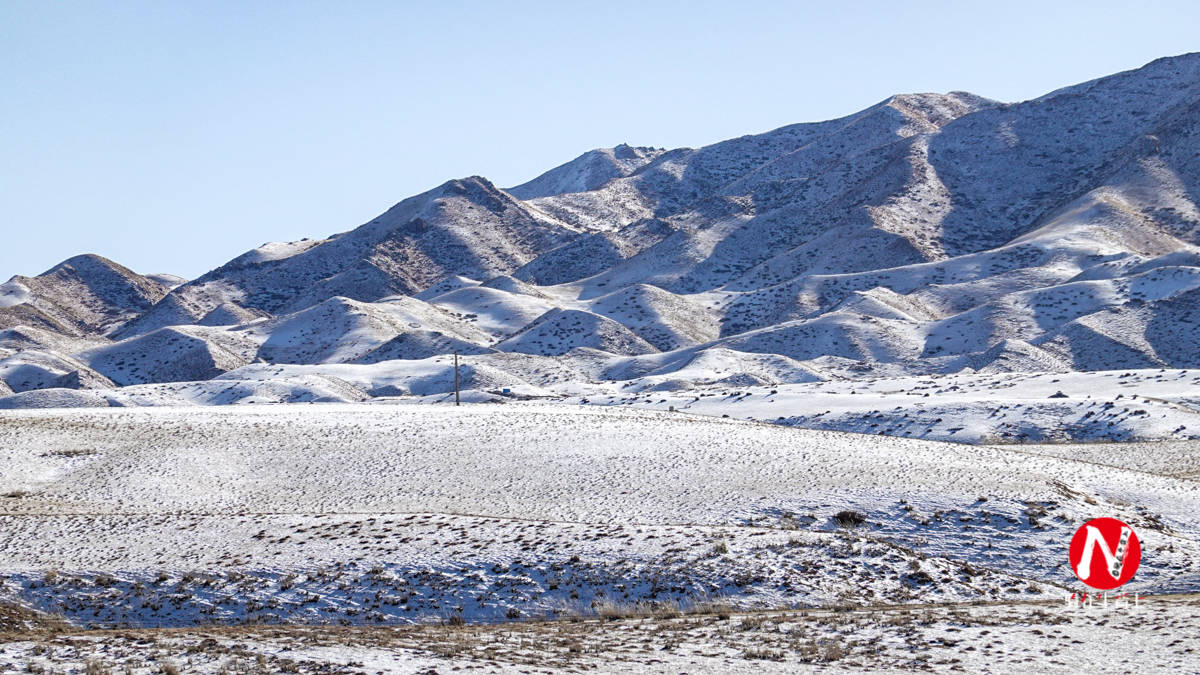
[1068,517,1140,590]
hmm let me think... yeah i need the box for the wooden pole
[454,351,460,406]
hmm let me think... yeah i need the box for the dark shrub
[833,510,866,527]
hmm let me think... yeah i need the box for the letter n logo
[1069,517,1141,590]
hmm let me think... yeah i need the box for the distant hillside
[3,53,1200,424]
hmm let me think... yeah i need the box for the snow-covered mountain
[4,53,1200,437]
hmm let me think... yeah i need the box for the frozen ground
[7,364,1200,447]
[0,402,1197,672]
[2,594,1198,673]
[0,404,1197,632]
[568,368,1200,444]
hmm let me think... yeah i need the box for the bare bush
[743,646,785,661]
[833,510,866,527]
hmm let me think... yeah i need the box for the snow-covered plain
[576,367,1200,444]
[0,404,1197,634]
[5,595,1200,673]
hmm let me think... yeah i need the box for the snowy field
[0,402,1198,671]
[3,592,1199,673]
[0,404,1197,634]
[568,368,1200,444]
[9,366,1200,448]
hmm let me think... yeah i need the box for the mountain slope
[148,176,582,322]
[0,255,170,336]
[3,54,1200,427]
[506,144,666,199]
[253,295,491,364]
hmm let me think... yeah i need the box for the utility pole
[453,351,460,406]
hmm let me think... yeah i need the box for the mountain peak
[506,145,666,200]
[881,91,998,135]
[43,253,128,277]
[440,175,497,193]
[1034,51,1200,104]
[2,253,170,336]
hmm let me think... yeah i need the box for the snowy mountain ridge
[3,53,1200,442]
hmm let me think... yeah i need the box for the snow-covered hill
[3,54,1200,442]
[0,254,170,336]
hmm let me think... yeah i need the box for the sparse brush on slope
[3,54,1200,423]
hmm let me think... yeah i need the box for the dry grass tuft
[743,646,785,660]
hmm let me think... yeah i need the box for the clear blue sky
[3,1,1198,280]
